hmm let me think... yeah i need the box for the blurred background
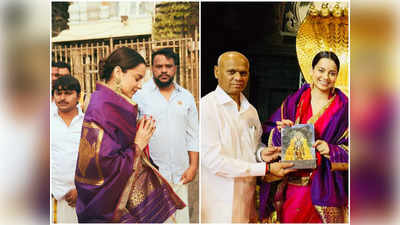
[0,0,50,224]
[350,0,400,224]
[0,0,399,224]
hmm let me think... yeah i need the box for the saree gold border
[114,145,143,221]
[122,152,172,217]
[113,162,136,221]
[141,156,186,208]
[122,187,175,222]
[117,146,184,221]
[75,121,105,186]
[123,174,176,219]
[331,162,348,171]
[125,181,162,217]
[149,199,177,221]
[338,129,349,142]
[97,81,137,107]
[339,144,349,152]
[267,128,275,147]
[295,97,305,125]
[314,205,347,223]
[287,176,310,186]
[260,210,278,223]
[142,155,167,184]
[264,174,283,183]
[307,94,336,125]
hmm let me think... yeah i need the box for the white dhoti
[52,197,78,223]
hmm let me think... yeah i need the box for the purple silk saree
[74,83,185,223]
[259,84,348,223]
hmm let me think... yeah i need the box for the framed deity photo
[281,124,316,169]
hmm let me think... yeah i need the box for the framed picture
[281,124,316,169]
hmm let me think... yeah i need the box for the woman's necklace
[308,93,335,125]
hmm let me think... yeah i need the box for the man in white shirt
[51,75,84,223]
[201,51,295,223]
[133,48,198,223]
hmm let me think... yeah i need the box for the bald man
[200,51,295,223]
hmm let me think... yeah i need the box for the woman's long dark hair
[99,47,145,82]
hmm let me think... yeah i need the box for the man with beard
[133,48,198,223]
[51,75,84,223]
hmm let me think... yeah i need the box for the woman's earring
[331,87,335,95]
[117,79,122,92]
[310,82,314,89]
[114,76,122,92]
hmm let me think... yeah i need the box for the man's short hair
[52,75,81,96]
[151,48,179,66]
[52,61,71,73]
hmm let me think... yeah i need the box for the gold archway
[296,2,349,95]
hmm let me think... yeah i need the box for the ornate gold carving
[320,3,330,17]
[332,3,343,18]
[309,4,319,17]
[297,2,349,95]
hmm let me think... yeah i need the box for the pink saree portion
[281,184,322,223]
[281,88,341,223]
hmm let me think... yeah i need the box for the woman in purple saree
[259,51,348,223]
[74,47,185,223]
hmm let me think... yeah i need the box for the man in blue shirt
[133,48,198,223]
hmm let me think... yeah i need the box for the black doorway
[201,2,301,125]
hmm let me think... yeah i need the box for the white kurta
[51,107,84,200]
[51,106,83,223]
[201,86,266,223]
